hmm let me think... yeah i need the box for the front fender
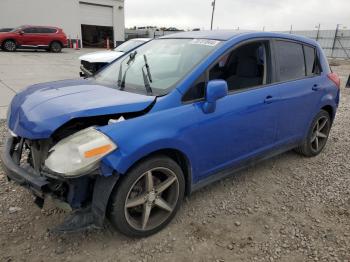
[97,107,198,176]
[101,138,194,175]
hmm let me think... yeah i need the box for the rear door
[271,40,323,144]
[36,27,56,46]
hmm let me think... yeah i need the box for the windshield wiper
[141,54,153,94]
[117,51,137,90]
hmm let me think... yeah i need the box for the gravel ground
[0,60,349,262]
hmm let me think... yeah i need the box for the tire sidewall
[108,156,185,237]
[305,110,331,156]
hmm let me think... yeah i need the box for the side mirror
[202,80,228,113]
[18,30,24,35]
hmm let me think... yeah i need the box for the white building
[0,0,125,47]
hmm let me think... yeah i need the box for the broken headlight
[45,127,117,177]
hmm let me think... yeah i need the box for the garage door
[79,3,113,27]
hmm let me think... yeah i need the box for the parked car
[1,31,340,237]
[0,28,13,33]
[79,38,152,76]
[0,25,67,52]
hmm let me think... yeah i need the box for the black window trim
[271,38,323,85]
[23,27,58,34]
[182,37,276,104]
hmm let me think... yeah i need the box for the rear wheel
[295,110,331,157]
[50,41,62,53]
[2,40,16,52]
[108,156,185,237]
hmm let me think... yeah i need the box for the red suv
[0,25,68,53]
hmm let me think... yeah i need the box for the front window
[95,38,222,96]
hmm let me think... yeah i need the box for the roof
[160,30,316,45]
[161,30,248,41]
[20,25,61,29]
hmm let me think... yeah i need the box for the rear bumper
[1,137,49,195]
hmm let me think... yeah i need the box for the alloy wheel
[310,116,329,152]
[4,41,16,51]
[51,42,61,53]
[124,167,179,231]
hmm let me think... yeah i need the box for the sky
[124,0,350,31]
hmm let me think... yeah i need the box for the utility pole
[316,23,321,41]
[289,24,293,34]
[210,0,216,30]
[331,24,340,58]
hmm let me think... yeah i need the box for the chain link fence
[281,29,350,59]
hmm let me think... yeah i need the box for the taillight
[328,72,340,88]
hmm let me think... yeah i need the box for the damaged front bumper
[0,136,119,232]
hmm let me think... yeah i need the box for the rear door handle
[264,95,279,104]
[312,84,321,91]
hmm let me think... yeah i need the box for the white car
[79,38,152,76]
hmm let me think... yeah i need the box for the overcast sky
[125,0,350,31]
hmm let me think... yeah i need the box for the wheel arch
[120,148,192,196]
[50,40,63,47]
[321,104,335,123]
[1,38,17,47]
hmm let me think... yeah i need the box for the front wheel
[295,109,331,157]
[2,40,16,52]
[108,156,185,237]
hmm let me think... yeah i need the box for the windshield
[95,38,222,96]
[114,40,146,52]
[10,26,24,32]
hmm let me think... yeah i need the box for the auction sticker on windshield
[190,39,221,46]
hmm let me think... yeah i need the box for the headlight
[45,127,117,177]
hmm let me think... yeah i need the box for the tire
[50,41,62,53]
[108,155,185,237]
[2,40,16,52]
[295,109,331,157]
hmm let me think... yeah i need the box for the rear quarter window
[275,41,305,82]
[304,45,321,76]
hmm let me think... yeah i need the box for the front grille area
[12,137,51,174]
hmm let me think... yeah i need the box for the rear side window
[304,45,321,76]
[275,41,305,82]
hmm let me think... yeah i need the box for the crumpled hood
[8,79,155,139]
[79,50,124,63]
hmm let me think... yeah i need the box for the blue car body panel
[7,31,340,190]
[8,79,155,139]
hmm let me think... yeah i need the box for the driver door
[183,40,280,181]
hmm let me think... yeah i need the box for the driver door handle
[264,95,279,104]
[312,84,321,91]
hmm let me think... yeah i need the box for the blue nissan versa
[1,31,340,237]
